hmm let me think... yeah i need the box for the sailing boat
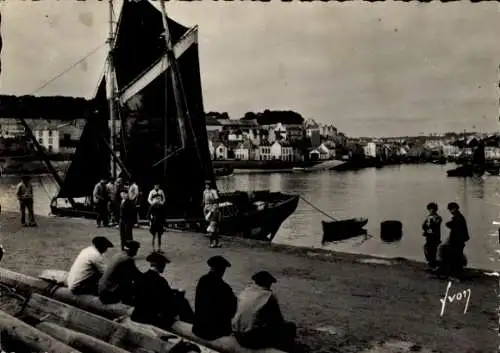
[44,0,298,242]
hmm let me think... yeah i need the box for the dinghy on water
[321,218,368,243]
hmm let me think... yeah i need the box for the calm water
[1,164,499,270]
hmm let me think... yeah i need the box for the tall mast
[159,0,207,180]
[106,0,117,179]
[159,0,187,149]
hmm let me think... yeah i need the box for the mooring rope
[299,195,338,222]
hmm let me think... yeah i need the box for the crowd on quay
[66,238,298,352]
[92,176,223,250]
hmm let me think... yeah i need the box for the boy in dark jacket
[422,202,442,270]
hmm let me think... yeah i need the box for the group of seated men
[66,236,297,351]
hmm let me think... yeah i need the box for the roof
[236,140,255,150]
[31,120,62,131]
[205,116,222,126]
[273,140,292,147]
[304,118,319,128]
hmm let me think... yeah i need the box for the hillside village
[0,94,498,164]
[204,111,500,163]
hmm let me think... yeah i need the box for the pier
[0,211,496,353]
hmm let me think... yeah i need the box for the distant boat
[446,142,485,177]
[321,217,368,243]
[214,166,233,177]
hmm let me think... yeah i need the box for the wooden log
[0,268,288,353]
[34,321,132,353]
[0,309,81,353]
[22,293,198,353]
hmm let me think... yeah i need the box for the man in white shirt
[147,184,165,206]
[128,180,140,226]
[67,236,114,295]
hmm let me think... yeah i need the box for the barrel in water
[380,220,403,243]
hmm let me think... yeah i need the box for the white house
[363,142,377,158]
[258,141,272,160]
[270,140,294,161]
[213,142,228,160]
[234,140,258,160]
[33,121,60,153]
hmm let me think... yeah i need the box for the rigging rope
[31,43,106,95]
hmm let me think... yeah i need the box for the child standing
[422,202,442,270]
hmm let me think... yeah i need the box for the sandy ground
[0,211,497,353]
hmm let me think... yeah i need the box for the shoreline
[0,211,497,352]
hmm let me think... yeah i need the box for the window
[48,137,53,144]
[48,130,53,137]
[38,138,43,144]
[48,145,53,153]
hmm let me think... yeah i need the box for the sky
[0,1,499,137]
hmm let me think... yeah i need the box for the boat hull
[49,192,299,242]
[321,218,368,243]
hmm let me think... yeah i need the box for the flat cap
[207,255,231,269]
[251,270,277,284]
[146,252,170,265]
[92,236,114,249]
[123,240,140,251]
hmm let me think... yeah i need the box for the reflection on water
[0,165,498,270]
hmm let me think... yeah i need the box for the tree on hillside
[239,110,304,125]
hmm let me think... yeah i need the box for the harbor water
[0,163,498,271]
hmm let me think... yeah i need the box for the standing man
[437,202,470,278]
[16,175,36,227]
[421,202,442,271]
[202,180,221,248]
[119,192,136,250]
[106,178,117,225]
[93,178,109,228]
[128,179,140,227]
[192,256,237,340]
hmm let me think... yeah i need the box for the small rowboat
[321,218,368,243]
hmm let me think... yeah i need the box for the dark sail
[57,81,111,198]
[58,0,214,219]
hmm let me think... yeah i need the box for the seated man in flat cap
[131,252,194,330]
[98,240,142,305]
[232,271,296,351]
[67,236,114,295]
[192,256,237,340]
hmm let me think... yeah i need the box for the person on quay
[149,198,166,253]
[93,178,109,227]
[202,180,221,248]
[119,192,136,251]
[67,236,114,296]
[421,202,442,271]
[114,177,127,226]
[131,252,194,330]
[147,183,166,210]
[192,256,237,340]
[98,240,142,305]
[437,202,470,277]
[232,271,297,351]
[128,179,140,227]
[106,178,117,226]
[16,175,36,227]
